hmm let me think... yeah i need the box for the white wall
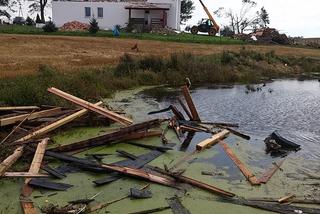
[52,0,181,30]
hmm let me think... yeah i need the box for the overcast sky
[188,0,320,37]
[9,0,320,38]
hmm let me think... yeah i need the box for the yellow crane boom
[198,0,220,31]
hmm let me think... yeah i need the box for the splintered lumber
[100,164,177,187]
[167,196,191,214]
[48,87,133,126]
[126,142,173,151]
[0,107,62,127]
[25,138,49,183]
[240,200,320,214]
[258,159,285,184]
[28,179,73,191]
[278,194,295,203]
[128,207,170,214]
[181,86,201,121]
[246,197,320,205]
[40,165,66,179]
[151,167,235,198]
[14,102,102,143]
[0,106,39,111]
[177,97,193,120]
[21,138,48,214]
[3,172,49,178]
[219,141,260,185]
[0,146,24,176]
[49,119,162,153]
[196,129,230,151]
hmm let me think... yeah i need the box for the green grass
[1,49,319,106]
[0,25,244,45]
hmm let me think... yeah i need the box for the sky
[4,0,320,38]
[187,0,320,37]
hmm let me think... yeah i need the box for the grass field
[0,25,244,45]
[1,34,320,78]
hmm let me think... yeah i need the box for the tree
[258,7,270,27]
[224,0,269,34]
[0,0,16,19]
[180,0,195,23]
[28,0,50,23]
[89,17,99,34]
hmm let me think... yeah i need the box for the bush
[26,16,35,26]
[89,18,99,34]
[43,21,58,32]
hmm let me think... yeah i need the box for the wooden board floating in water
[219,141,260,186]
[258,159,285,184]
[2,172,49,178]
[40,165,66,179]
[28,179,74,191]
[48,87,133,126]
[181,86,201,121]
[48,119,162,153]
[196,129,230,151]
[167,196,191,214]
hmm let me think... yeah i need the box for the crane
[190,0,220,36]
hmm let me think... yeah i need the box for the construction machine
[190,0,220,36]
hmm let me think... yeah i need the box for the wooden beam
[3,172,49,178]
[0,146,24,176]
[278,194,295,203]
[48,87,133,126]
[258,159,285,184]
[219,141,260,185]
[21,138,49,214]
[0,107,62,127]
[14,102,102,143]
[0,106,39,111]
[177,98,193,120]
[181,86,200,121]
[48,119,162,153]
[196,129,230,151]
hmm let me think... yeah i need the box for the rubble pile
[60,21,90,31]
[150,25,177,35]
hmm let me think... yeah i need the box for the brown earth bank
[1,34,320,78]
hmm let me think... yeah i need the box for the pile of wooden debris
[0,85,319,214]
[60,21,90,31]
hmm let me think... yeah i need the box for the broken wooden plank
[258,159,285,184]
[151,166,235,198]
[246,197,320,205]
[28,179,73,191]
[167,196,191,214]
[219,141,260,185]
[278,194,295,203]
[125,142,173,152]
[0,107,62,127]
[196,129,230,151]
[177,97,193,120]
[128,207,170,214]
[130,188,152,199]
[21,138,49,214]
[0,146,24,176]
[0,106,39,111]
[2,172,49,178]
[14,102,102,143]
[94,150,163,185]
[181,86,200,121]
[49,119,162,153]
[48,87,133,125]
[40,165,66,179]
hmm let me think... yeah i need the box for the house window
[85,7,91,17]
[97,7,103,18]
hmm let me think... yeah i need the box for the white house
[52,0,181,31]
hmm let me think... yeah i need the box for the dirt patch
[1,34,320,78]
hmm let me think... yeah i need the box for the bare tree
[28,0,50,23]
[0,0,16,19]
[224,0,264,34]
